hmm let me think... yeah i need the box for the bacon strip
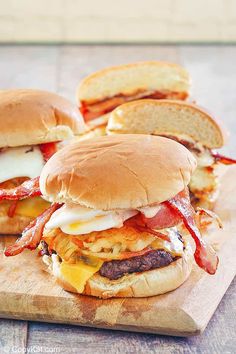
[80,90,187,122]
[39,142,57,162]
[7,201,18,218]
[119,247,153,260]
[211,151,236,165]
[4,203,61,257]
[165,189,219,274]
[139,204,181,230]
[0,177,41,201]
[125,216,170,242]
[196,207,223,230]
[4,186,218,275]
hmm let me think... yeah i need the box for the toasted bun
[77,61,190,104]
[0,89,86,148]
[40,134,196,210]
[0,215,32,234]
[52,242,193,298]
[107,100,226,149]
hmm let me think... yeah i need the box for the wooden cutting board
[0,167,235,337]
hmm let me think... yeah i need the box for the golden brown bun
[0,89,86,147]
[77,61,190,103]
[40,134,196,210]
[53,242,193,298]
[107,99,226,149]
[0,215,32,234]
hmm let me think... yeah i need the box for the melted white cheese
[0,146,44,183]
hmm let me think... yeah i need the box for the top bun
[77,61,190,104]
[107,99,226,149]
[40,134,196,210]
[0,89,86,147]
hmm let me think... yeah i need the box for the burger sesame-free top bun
[77,61,190,104]
[0,89,86,148]
[107,99,226,149]
[40,134,196,210]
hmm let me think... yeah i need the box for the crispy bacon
[71,238,85,249]
[138,205,181,230]
[160,134,203,155]
[0,177,27,190]
[211,151,236,165]
[7,201,18,218]
[119,247,153,260]
[0,177,41,201]
[4,203,61,257]
[80,90,187,122]
[39,142,57,162]
[79,102,107,122]
[196,207,223,230]
[126,189,218,274]
[165,189,219,274]
[4,185,218,275]
[125,216,170,242]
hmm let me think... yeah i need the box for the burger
[5,135,218,298]
[0,89,85,234]
[77,61,190,135]
[107,99,236,209]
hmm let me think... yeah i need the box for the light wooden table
[0,44,235,354]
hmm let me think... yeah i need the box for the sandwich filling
[160,135,236,207]
[0,142,57,219]
[80,89,188,123]
[5,189,218,294]
[41,227,182,283]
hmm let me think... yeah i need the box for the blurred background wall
[0,0,235,43]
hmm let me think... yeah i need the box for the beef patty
[39,240,56,256]
[41,241,176,280]
[99,249,175,280]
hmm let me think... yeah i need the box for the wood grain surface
[0,44,235,353]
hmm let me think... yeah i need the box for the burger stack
[3,61,236,299]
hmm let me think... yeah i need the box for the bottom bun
[0,215,32,234]
[51,242,193,298]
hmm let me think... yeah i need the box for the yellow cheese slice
[15,197,50,218]
[60,258,104,293]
